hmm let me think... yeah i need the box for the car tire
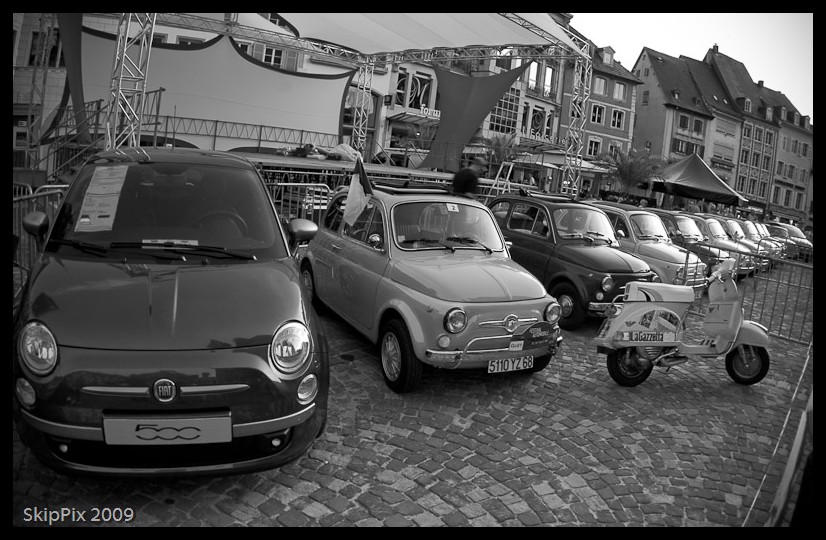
[379,318,422,393]
[300,263,325,313]
[549,282,585,330]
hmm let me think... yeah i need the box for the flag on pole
[343,157,373,226]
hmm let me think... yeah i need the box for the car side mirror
[23,211,50,252]
[617,230,626,238]
[286,218,318,254]
[367,233,385,251]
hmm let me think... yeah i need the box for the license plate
[103,414,232,445]
[488,355,533,374]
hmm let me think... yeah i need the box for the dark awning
[387,111,440,127]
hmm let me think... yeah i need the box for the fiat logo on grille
[153,379,177,403]
[505,315,519,333]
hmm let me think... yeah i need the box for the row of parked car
[11,147,812,478]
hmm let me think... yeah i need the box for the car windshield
[707,219,728,238]
[552,207,617,243]
[675,216,703,238]
[784,224,807,239]
[726,220,746,239]
[47,160,287,261]
[392,201,503,251]
[766,225,789,239]
[630,213,670,241]
[742,221,760,238]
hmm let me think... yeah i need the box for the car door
[498,201,554,282]
[332,201,390,332]
[603,209,636,254]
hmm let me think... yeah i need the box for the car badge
[153,379,177,403]
[505,315,519,333]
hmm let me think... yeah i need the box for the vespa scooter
[594,259,770,387]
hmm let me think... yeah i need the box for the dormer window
[766,107,773,121]
[781,107,787,121]
[744,98,751,113]
[794,112,800,125]
[672,90,680,99]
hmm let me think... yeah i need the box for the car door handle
[331,243,341,251]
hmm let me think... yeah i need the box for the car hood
[791,237,813,248]
[557,244,650,273]
[19,256,309,350]
[637,241,699,264]
[709,237,751,255]
[389,253,547,302]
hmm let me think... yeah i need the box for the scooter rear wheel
[725,345,770,385]
[606,348,653,387]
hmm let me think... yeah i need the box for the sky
[569,13,813,124]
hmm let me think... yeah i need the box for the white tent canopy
[277,13,585,59]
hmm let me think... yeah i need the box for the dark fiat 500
[13,147,328,477]
[487,192,659,329]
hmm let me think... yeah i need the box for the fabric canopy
[650,153,748,206]
[514,151,610,172]
[277,13,585,58]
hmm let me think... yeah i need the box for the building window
[791,139,799,154]
[776,161,784,176]
[693,119,703,134]
[592,76,606,95]
[759,181,768,198]
[754,127,763,143]
[772,186,780,204]
[801,142,809,158]
[748,178,757,195]
[587,138,602,157]
[737,176,747,192]
[28,29,64,67]
[395,69,408,106]
[787,164,795,179]
[612,82,626,101]
[784,189,791,207]
[610,109,625,129]
[740,149,749,164]
[176,36,204,46]
[762,155,771,171]
[530,108,545,136]
[744,98,751,113]
[152,34,168,46]
[751,152,760,167]
[570,98,582,119]
[743,125,752,138]
[528,62,538,92]
[590,104,605,125]
[408,73,432,109]
[678,114,689,129]
[545,110,554,139]
[766,107,773,121]
[795,192,804,210]
[672,139,688,154]
[765,131,774,146]
[543,65,555,98]
[488,88,520,133]
[641,90,649,105]
[644,67,649,77]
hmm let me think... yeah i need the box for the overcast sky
[569,13,813,124]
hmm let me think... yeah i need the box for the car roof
[489,191,606,212]
[591,201,657,216]
[86,146,258,169]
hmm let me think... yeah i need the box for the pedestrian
[638,198,648,208]
[687,200,701,213]
[451,156,486,198]
[527,174,537,189]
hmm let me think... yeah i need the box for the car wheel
[549,282,585,330]
[300,263,325,313]
[379,318,422,393]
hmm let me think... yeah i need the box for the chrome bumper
[425,334,563,370]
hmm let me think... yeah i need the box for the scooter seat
[625,281,696,304]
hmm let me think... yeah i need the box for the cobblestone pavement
[13,307,812,527]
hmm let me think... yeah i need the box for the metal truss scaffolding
[26,13,55,168]
[104,13,156,149]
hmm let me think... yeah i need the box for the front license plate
[103,414,232,445]
[488,355,533,374]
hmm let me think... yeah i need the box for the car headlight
[651,274,661,282]
[270,321,311,374]
[601,275,614,292]
[444,308,467,333]
[18,321,58,376]
[544,302,561,325]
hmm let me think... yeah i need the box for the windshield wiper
[446,236,493,254]
[585,231,612,244]
[109,242,256,260]
[401,237,455,252]
[48,239,108,257]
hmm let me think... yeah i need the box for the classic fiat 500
[13,147,328,477]
[301,181,563,393]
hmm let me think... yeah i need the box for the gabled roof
[643,47,711,118]
[567,25,641,84]
[680,56,741,119]
[702,47,765,123]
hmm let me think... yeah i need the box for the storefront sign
[419,106,441,119]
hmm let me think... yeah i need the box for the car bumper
[424,331,562,370]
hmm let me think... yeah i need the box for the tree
[478,132,519,177]
[596,148,664,196]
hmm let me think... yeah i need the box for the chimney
[758,80,763,88]
[713,44,719,53]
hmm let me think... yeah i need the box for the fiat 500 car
[300,181,563,393]
[13,147,328,477]
[487,192,659,330]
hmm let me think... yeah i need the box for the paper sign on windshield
[75,165,128,232]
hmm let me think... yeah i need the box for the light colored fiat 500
[301,181,563,393]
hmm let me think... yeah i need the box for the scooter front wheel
[725,345,770,385]
[606,348,653,387]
